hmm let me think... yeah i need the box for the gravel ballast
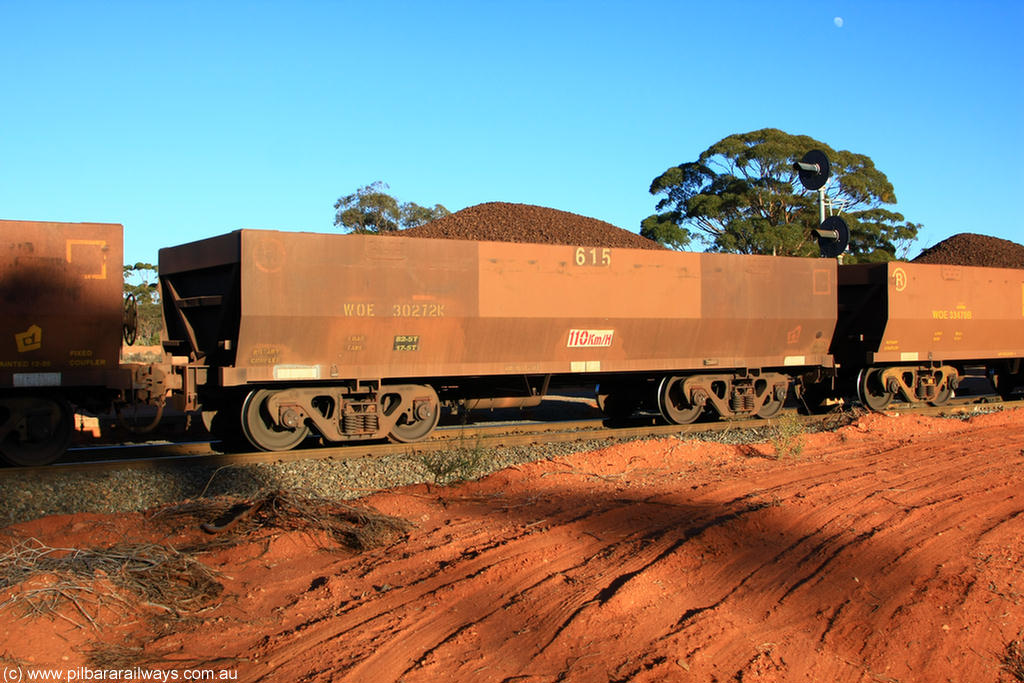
[0,422,803,527]
[0,441,613,527]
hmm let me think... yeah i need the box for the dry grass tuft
[153,489,413,552]
[84,642,246,670]
[0,490,410,632]
[821,405,866,431]
[85,643,147,669]
[0,539,222,628]
[1002,637,1024,682]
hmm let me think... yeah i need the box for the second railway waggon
[158,230,837,451]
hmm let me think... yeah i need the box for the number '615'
[574,247,611,266]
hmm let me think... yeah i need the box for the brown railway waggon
[158,230,837,451]
[832,261,1024,408]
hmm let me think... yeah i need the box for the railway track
[2,394,1014,478]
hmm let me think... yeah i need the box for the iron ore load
[2,200,1023,466]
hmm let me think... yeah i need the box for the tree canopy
[641,129,920,261]
[333,181,450,233]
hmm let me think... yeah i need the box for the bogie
[655,371,791,425]
[855,365,959,411]
[236,383,441,451]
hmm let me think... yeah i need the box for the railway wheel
[657,376,703,425]
[386,386,440,443]
[857,367,894,411]
[928,380,954,407]
[241,389,311,451]
[756,389,786,419]
[0,395,74,467]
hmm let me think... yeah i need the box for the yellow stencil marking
[15,325,42,352]
[892,267,907,292]
[66,239,107,279]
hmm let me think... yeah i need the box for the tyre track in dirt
[636,424,1024,682]
[250,495,765,681]
[231,413,1024,683]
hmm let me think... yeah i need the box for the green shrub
[420,438,491,485]
[769,414,805,460]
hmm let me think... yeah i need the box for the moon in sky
[834,16,844,28]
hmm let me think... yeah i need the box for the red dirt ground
[3,409,1024,683]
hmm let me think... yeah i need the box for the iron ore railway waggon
[1,219,1023,467]
[158,230,836,451]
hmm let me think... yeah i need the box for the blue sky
[2,1,1021,267]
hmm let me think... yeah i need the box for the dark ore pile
[395,202,664,250]
[912,232,1024,269]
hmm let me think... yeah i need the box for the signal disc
[818,216,849,258]
[796,150,830,191]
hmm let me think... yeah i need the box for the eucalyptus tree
[333,181,450,233]
[642,128,920,261]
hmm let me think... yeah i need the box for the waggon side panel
[232,231,479,381]
[212,231,837,385]
[0,220,123,388]
[698,253,835,371]
[873,262,1024,363]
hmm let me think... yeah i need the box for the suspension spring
[343,411,379,434]
[730,389,755,413]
